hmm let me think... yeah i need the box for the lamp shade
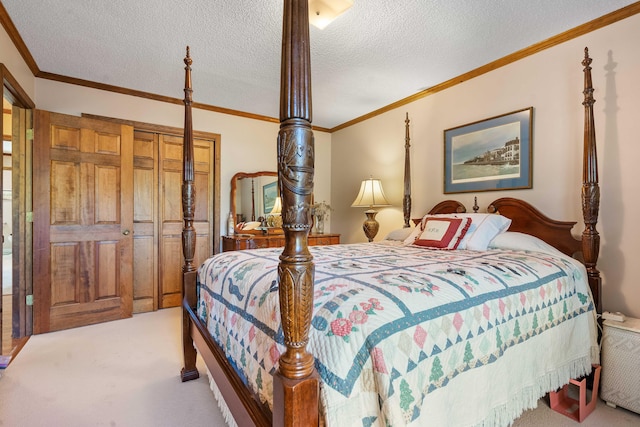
[308,0,353,29]
[270,196,282,215]
[351,178,391,209]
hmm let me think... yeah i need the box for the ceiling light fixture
[308,0,353,30]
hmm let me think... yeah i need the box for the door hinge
[26,294,34,306]
[26,211,33,222]
[26,128,34,140]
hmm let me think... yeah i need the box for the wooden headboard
[410,198,582,259]
[410,200,467,226]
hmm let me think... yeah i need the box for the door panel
[158,134,213,308]
[33,110,133,333]
[159,134,185,308]
[132,131,158,313]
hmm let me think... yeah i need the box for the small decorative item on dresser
[311,201,332,234]
[227,212,235,235]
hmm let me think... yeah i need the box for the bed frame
[179,2,601,425]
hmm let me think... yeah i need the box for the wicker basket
[601,317,640,414]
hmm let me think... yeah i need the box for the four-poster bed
[179,1,602,426]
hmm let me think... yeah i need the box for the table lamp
[351,178,391,241]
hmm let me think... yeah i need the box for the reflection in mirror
[230,171,277,233]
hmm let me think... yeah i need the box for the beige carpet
[1,307,639,427]
[0,307,226,427]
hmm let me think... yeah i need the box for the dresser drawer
[268,237,285,247]
[223,233,340,252]
[251,238,270,249]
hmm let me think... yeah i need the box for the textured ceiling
[2,0,637,129]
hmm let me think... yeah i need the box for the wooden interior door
[33,111,134,333]
[158,134,213,308]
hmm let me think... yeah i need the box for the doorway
[1,94,11,360]
[1,64,34,367]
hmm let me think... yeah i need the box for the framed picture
[444,107,533,194]
[262,181,277,214]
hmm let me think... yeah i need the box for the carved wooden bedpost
[403,113,412,228]
[180,46,200,382]
[272,0,319,426]
[581,47,602,314]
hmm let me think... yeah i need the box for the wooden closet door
[159,134,213,308]
[132,131,158,313]
[33,111,134,333]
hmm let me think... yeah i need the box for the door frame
[1,63,35,355]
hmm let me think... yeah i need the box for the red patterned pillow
[413,217,472,250]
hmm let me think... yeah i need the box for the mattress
[196,241,598,426]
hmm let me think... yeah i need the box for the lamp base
[362,210,379,242]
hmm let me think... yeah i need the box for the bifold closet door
[132,131,213,311]
[158,134,213,308]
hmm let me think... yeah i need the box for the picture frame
[444,107,533,194]
[262,181,277,214]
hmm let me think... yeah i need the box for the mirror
[230,171,278,233]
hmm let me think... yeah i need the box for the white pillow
[384,227,414,241]
[489,231,563,256]
[402,225,424,245]
[455,214,512,250]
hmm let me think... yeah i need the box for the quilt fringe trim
[475,355,592,427]
[205,369,239,427]
[193,343,238,427]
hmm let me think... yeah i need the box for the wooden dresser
[223,233,340,251]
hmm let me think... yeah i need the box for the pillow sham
[413,217,472,250]
[488,231,564,256]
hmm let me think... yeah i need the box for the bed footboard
[184,303,272,426]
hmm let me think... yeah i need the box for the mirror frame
[230,171,277,233]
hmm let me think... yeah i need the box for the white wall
[331,14,640,318]
[34,79,332,244]
[0,24,35,100]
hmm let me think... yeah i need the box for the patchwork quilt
[197,242,598,427]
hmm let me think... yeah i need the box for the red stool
[549,364,601,422]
